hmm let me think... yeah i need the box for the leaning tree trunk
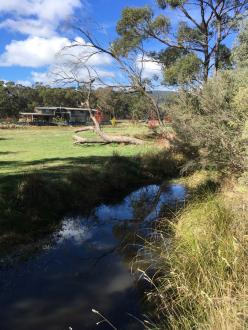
[73,114,144,145]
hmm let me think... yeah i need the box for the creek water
[0,184,186,330]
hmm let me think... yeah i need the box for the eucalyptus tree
[0,81,27,119]
[114,0,248,84]
[232,19,248,66]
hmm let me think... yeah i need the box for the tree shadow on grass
[0,137,11,141]
[0,154,141,189]
[22,155,106,167]
[0,147,181,189]
[0,160,21,167]
[0,155,117,180]
[0,151,19,155]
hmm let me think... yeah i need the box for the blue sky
[0,0,236,86]
[0,0,160,86]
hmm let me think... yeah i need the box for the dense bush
[168,70,248,173]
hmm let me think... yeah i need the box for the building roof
[20,113,54,116]
[35,107,96,111]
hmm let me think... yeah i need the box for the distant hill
[152,90,177,104]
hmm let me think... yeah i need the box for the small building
[19,107,96,125]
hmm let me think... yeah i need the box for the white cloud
[31,66,115,86]
[0,32,114,85]
[28,37,114,85]
[0,36,70,67]
[0,35,113,69]
[0,0,87,67]
[0,18,56,37]
[16,80,32,87]
[0,0,116,86]
[0,78,8,84]
[0,0,83,37]
[58,37,113,66]
[0,0,118,86]
[0,0,83,23]
[136,55,163,80]
[31,71,52,84]
[0,78,32,86]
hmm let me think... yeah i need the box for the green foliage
[115,1,247,84]
[177,22,204,46]
[37,86,82,107]
[0,82,84,119]
[113,7,152,56]
[127,92,153,121]
[169,70,247,173]
[232,20,248,67]
[116,6,152,34]
[0,82,26,118]
[218,44,232,69]
[150,48,188,68]
[150,15,170,34]
[95,87,130,118]
[112,33,143,57]
[0,81,156,121]
[156,0,186,9]
[156,0,167,9]
[94,87,154,120]
[167,24,248,173]
[164,53,202,85]
[115,5,207,85]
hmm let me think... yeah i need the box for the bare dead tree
[53,60,144,145]
[54,28,166,130]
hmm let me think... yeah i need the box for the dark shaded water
[0,184,186,330]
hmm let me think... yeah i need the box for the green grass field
[0,124,154,178]
[0,124,170,253]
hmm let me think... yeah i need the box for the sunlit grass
[0,124,154,177]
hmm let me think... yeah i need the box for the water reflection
[0,184,186,330]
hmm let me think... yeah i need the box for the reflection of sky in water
[55,219,91,244]
[95,184,185,223]
[0,184,186,330]
[95,186,162,221]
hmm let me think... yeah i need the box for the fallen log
[73,135,110,144]
[73,134,144,145]
[74,126,94,133]
[90,116,144,144]
[73,114,144,145]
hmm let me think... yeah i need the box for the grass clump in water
[143,192,248,330]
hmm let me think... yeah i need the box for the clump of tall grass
[143,193,248,329]
[141,149,183,179]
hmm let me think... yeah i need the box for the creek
[0,183,186,330]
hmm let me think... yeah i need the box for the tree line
[0,81,160,121]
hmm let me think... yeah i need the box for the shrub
[169,70,248,174]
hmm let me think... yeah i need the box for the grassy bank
[143,172,248,329]
[0,124,182,255]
